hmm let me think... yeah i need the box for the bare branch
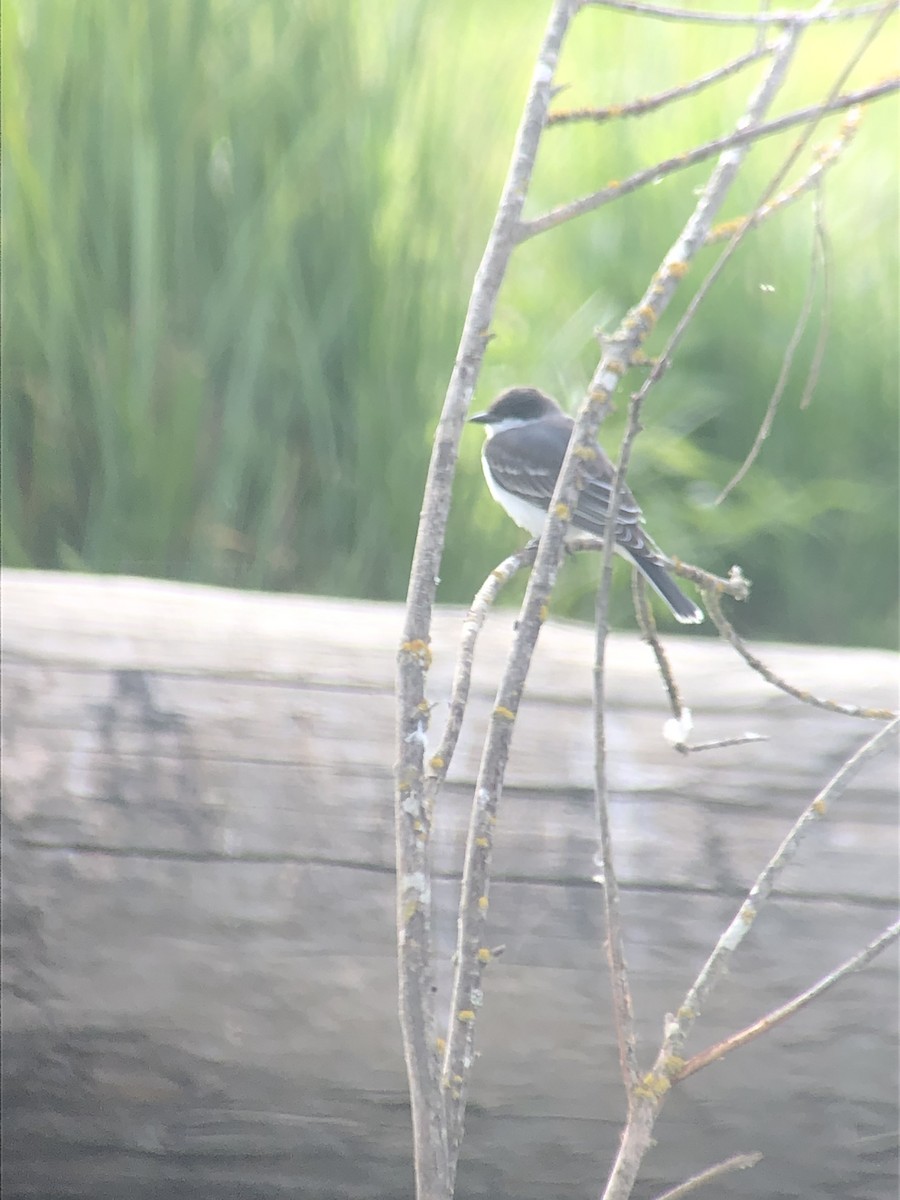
[632,580,768,753]
[584,0,889,26]
[547,46,770,126]
[703,588,899,720]
[680,733,769,753]
[799,186,832,409]
[703,108,861,244]
[443,20,804,1177]
[674,919,900,1082]
[600,716,897,1200]
[519,78,899,241]
[425,536,629,808]
[668,558,751,601]
[632,573,686,724]
[395,3,579,1192]
[714,194,825,503]
[631,4,893,407]
[424,544,537,812]
[589,29,806,1194]
[708,2,892,498]
[659,716,900,1068]
[649,1153,764,1200]
[430,11,582,1183]
[593,615,641,1099]
[440,21,808,1170]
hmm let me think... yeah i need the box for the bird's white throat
[481,416,532,438]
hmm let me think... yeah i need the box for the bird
[469,386,703,624]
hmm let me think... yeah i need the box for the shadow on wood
[2,570,897,1199]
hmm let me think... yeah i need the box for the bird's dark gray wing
[485,417,650,552]
[484,415,702,623]
[574,447,650,555]
[482,422,564,508]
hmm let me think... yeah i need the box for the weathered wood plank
[3,848,896,1199]
[2,568,895,710]
[1,569,897,1200]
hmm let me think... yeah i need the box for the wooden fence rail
[2,570,897,1199]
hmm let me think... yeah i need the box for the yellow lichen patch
[633,1071,671,1100]
[663,1055,686,1076]
[402,897,419,923]
[637,305,657,328]
[401,639,432,667]
[677,1005,695,1021]
[607,179,620,190]
[429,755,445,771]
[494,705,515,721]
[574,444,597,461]
[710,216,747,239]
[553,502,571,520]
[741,905,756,925]
[457,1010,476,1023]
[812,797,827,815]
[478,895,489,912]
[475,837,489,849]
[538,604,549,623]
[477,947,492,964]
[435,1037,446,1054]
[667,261,689,279]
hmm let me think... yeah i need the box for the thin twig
[703,588,898,720]
[584,0,888,26]
[602,717,897,1200]
[595,578,641,1099]
[703,108,861,245]
[649,1153,763,1200]
[680,733,769,752]
[657,716,900,1072]
[548,46,770,126]
[755,0,773,53]
[710,0,886,502]
[800,185,832,409]
[632,573,685,724]
[715,195,825,502]
[519,78,899,241]
[424,544,537,814]
[593,29,805,1195]
[667,557,751,602]
[674,919,900,1082]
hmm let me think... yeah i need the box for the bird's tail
[628,550,703,625]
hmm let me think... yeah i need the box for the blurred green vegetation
[3,0,897,647]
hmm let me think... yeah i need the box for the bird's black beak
[468,411,490,424]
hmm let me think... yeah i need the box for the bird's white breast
[480,453,547,538]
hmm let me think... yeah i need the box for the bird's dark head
[469,387,562,433]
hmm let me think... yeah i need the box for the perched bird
[469,386,703,624]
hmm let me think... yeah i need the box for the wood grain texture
[2,569,897,1200]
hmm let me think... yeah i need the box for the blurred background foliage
[2,0,897,647]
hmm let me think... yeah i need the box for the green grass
[2,0,897,646]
